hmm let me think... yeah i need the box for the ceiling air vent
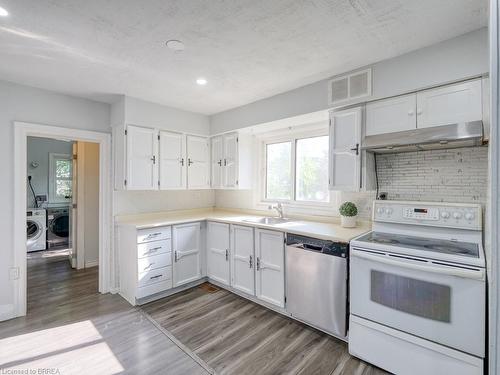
[328,68,372,106]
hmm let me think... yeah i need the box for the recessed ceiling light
[196,78,207,86]
[0,6,9,17]
[165,39,185,52]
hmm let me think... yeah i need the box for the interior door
[186,135,210,189]
[329,107,362,191]
[223,133,238,188]
[231,225,255,295]
[211,136,223,188]
[69,142,77,268]
[365,94,417,136]
[416,79,482,129]
[126,125,157,190]
[207,221,230,285]
[159,131,186,189]
[255,229,285,307]
[172,222,201,287]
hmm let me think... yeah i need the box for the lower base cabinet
[230,224,255,295]
[255,229,285,308]
[172,222,202,287]
[207,222,231,286]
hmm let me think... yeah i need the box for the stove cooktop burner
[355,232,480,258]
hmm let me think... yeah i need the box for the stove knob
[453,212,463,219]
[465,213,474,220]
[385,208,393,215]
[441,211,450,219]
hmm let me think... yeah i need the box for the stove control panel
[373,201,482,230]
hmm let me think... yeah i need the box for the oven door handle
[351,249,485,281]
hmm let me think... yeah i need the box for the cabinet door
[365,94,416,136]
[126,125,157,190]
[223,133,239,188]
[255,229,284,308]
[231,225,255,295]
[172,222,201,287]
[329,107,362,191]
[187,135,210,189]
[416,79,482,129]
[159,131,186,190]
[211,136,223,189]
[207,222,230,285]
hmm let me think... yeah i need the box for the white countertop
[115,208,371,243]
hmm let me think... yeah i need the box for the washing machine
[27,209,47,252]
[47,207,70,249]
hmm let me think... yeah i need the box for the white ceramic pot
[341,215,357,228]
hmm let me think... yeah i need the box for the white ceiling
[0,0,488,115]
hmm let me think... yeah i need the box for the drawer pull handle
[174,251,178,262]
[150,274,162,280]
[147,247,162,254]
[143,263,153,271]
[145,232,162,239]
[249,255,253,269]
[256,257,260,271]
[225,249,229,261]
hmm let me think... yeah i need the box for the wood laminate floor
[142,283,390,375]
[0,254,209,375]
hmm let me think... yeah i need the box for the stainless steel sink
[243,217,293,225]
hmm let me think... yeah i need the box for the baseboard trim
[0,304,15,322]
[85,260,99,268]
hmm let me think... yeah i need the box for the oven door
[350,248,485,357]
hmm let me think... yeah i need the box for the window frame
[48,152,72,203]
[259,126,334,210]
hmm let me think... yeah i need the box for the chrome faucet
[268,202,285,218]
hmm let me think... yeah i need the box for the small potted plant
[339,201,358,228]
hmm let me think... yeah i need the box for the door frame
[14,121,113,317]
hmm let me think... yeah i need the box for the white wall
[26,137,73,208]
[210,28,488,134]
[0,79,110,319]
[81,142,100,267]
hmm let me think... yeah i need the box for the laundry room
[26,136,100,269]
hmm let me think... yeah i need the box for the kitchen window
[263,131,330,205]
[49,153,72,203]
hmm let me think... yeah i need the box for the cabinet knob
[417,108,423,115]
[408,110,414,116]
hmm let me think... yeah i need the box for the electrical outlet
[9,267,19,280]
[36,195,47,202]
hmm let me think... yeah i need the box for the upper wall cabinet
[329,107,362,191]
[186,135,211,189]
[365,94,416,136]
[416,79,482,129]
[211,132,253,190]
[364,79,482,137]
[125,125,158,190]
[113,124,210,191]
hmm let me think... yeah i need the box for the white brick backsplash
[376,146,488,205]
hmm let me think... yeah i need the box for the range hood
[362,121,484,153]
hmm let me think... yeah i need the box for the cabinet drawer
[137,240,171,258]
[138,252,172,273]
[136,280,173,300]
[138,266,172,288]
[137,227,171,243]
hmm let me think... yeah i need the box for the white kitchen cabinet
[255,229,285,308]
[230,225,255,296]
[159,131,186,190]
[416,79,482,129]
[210,132,253,189]
[211,136,224,188]
[172,222,202,287]
[365,94,417,136]
[126,125,158,190]
[187,135,211,189]
[329,107,362,191]
[207,221,230,286]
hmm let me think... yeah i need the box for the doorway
[14,122,112,318]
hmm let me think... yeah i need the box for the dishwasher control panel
[286,234,348,258]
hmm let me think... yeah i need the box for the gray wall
[210,28,488,134]
[26,137,73,208]
[0,79,110,318]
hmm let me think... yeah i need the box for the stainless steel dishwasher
[286,233,348,339]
